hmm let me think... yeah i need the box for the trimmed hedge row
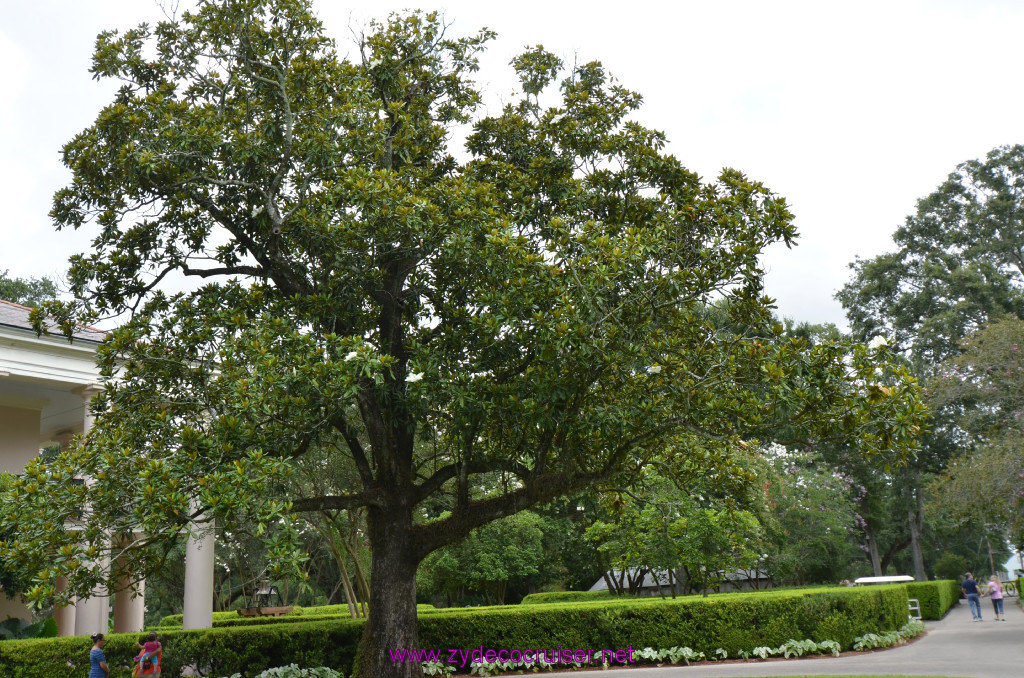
[520,590,618,604]
[0,619,364,678]
[157,603,436,628]
[419,585,908,657]
[519,585,837,606]
[0,586,908,678]
[159,587,848,630]
[906,580,960,620]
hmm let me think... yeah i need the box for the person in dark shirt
[962,573,984,621]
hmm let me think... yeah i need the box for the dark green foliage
[0,617,57,641]
[906,580,960,619]
[933,552,971,582]
[418,511,550,605]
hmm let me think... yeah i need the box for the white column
[112,533,146,633]
[71,385,110,636]
[54,576,77,637]
[183,516,215,629]
[112,578,145,633]
[52,431,78,637]
[73,574,109,636]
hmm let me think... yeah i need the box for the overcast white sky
[3,0,1023,327]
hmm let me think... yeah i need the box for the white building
[0,299,214,634]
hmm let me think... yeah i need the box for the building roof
[0,299,106,343]
[589,568,768,591]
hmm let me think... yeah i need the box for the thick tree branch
[411,457,531,506]
[412,470,602,559]
[292,492,382,512]
[181,264,269,279]
[330,411,375,489]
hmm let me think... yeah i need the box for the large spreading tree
[1,2,924,676]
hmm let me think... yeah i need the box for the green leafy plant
[779,638,818,657]
[0,617,57,640]
[220,666,342,678]
[818,639,842,656]
[420,660,455,676]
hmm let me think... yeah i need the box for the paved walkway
[587,598,1022,678]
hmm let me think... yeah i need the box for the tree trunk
[341,517,371,616]
[880,535,911,574]
[336,548,360,618]
[596,551,617,595]
[353,507,421,678]
[908,476,927,581]
[864,524,883,576]
[908,505,926,580]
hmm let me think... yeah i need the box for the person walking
[963,573,984,621]
[88,633,109,678]
[986,575,1007,621]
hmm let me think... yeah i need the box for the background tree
[0,3,924,677]
[838,144,1024,366]
[757,447,863,585]
[927,318,1024,548]
[585,456,761,597]
[835,146,1024,579]
[0,270,58,308]
[418,510,547,606]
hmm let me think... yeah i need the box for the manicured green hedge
[520,590,619,604]
[906,580,960,620]
[0,586,907,677]
[0,619,364,678]
[419,585,907,657]
[157,603,436,628]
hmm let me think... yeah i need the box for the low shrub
[906,580,960,619]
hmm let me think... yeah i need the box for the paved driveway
[584,598,1021,678]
